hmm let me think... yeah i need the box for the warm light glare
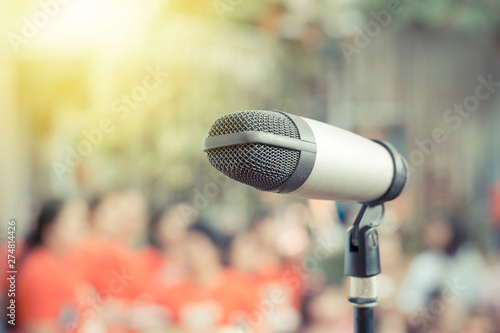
[31,0,147,48]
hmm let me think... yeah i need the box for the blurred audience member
[376,232,408,333]
[73,190,165,332]
[115,190,148,248]
[479,258,500,332]
[75,191,142,300]
[251,211,303,309]
[17,199,93,333]
[88,191,124,242]
[461,310,496,333]
[245,207,307,332]
[141,202,195,286]
[229,231,259,276]
[155,222,257,333]
[299,286,352,333]
[397,216,485,331]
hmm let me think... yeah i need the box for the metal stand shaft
[354,307,375,333]
[344,204,383,333]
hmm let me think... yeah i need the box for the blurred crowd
[1,189,500,333]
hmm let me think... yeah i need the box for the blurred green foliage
[356,0,500,34]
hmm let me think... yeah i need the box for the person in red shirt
[244,211,305,332]
[140,202,196,287]
[73,190,168,332]
[155,221,258,332]
[250,212,305,307]
[17,198,92,333]
[75,190,149,301]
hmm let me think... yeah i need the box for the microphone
[202,110,407,204]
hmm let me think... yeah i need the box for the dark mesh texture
[205,110,301,191]
[208,110,300,139]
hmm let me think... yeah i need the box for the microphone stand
[344,204,383,333]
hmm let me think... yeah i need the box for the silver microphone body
[202,110,407,204]
[290,117,394,201]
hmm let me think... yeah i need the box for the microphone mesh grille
[208,110,300,139]
[205,110,301,191]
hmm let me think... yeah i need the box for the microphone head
[203,110,303,191]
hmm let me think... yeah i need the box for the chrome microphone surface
[202,110,407,203]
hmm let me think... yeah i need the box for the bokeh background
[1,0,500,332]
